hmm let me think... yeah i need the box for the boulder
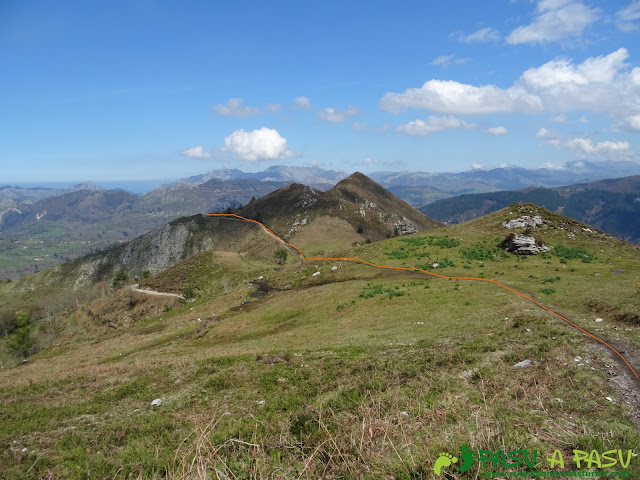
[499,234,551,255]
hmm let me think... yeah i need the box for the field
[1,204,639,479]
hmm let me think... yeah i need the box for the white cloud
[487,126,508,136]
[317,106,360,123]
[222,128,295,162]
[265,104,282,113]
[181,145,211,159]
[617,0,640,31]
[396,115,476,136]
[451,27,500,43]
[212,98,281,116]
[432,55,454,66]
[380,79,542,115]
[380,49,640,131]
[471,163,484,170]
[541,161,568,170]
[362,157,378,165]
[536,127,634,161]
[552,114,566,123]
[293,96,313,110]
[431,54,471,67]
[506,0,599,45]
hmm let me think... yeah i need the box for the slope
[1,202,640,478]
[421,175,640,244]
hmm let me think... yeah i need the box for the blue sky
[1,0,640,183]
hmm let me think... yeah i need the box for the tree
[7,311,36,359]
[112,269,128,289]
[275,248,288,265]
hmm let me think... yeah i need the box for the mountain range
[421,175,640,244]
[2,161,640,279]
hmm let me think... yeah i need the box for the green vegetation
[1,202,639,478]
[6,311,36,358]
[274,247,288,265]
[553,244,596,263]
[111,269,128,289]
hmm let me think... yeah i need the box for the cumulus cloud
[617,0,640,31]
[396,115,476,136]
[451,27,500,43]
[471,163,484,170]
[487,126,508,136]
[536,127,634,161]
[380,48,640,131]
[317,106,360,123]
[380,79,542,115]
[293,96,313,110]
[362,157,378,165]
[181,145,211,159]
[506,0,599,45]
[212,98,281,116]
[222,128,295,162]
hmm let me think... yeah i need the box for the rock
[512,359,532,369]
[605,396,615,403]
[400,411,409,416]
[432,263,439,268]
[21,448,27,453]
[499,234,551,255]
[574,356,582,362]
[256,400,266,405]
[595,318,603,322]
[525,328,532,332]
[312,271,320,277]
[460,369,476,380]
[331,266,338,271]
[151,398,162,407]
[502,215,546,229]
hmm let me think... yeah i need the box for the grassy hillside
[1,203,639,478]
[420,175,640,245]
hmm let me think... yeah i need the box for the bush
[112,269,128,289]
[7,311,36,358]
[635,283,640,295]
[275,248,288,265]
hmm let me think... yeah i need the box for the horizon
[2,1,640,183]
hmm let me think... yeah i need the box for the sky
[1,0,640,184]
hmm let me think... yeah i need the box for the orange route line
[206,213,639,379]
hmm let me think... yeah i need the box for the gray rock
[502,215,546,229]
[512,359,532,369]
[151,398,162,407]
[499,234,551,255]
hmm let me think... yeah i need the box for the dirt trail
[130,284,182,298]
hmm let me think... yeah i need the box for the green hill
[0,202,639,479]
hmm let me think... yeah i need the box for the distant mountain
[14,172,439,290]
[175,165,348,190]
[370,161,640,199]
[0,182,104,203]
[420,175,640,244]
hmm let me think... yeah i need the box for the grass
[1,203,640,478]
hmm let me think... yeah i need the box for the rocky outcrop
[498,234,551,255]
[502,215,547,229]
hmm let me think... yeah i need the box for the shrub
[112,269,128,289]
[275,248,288,265]
[7,311,36,358]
